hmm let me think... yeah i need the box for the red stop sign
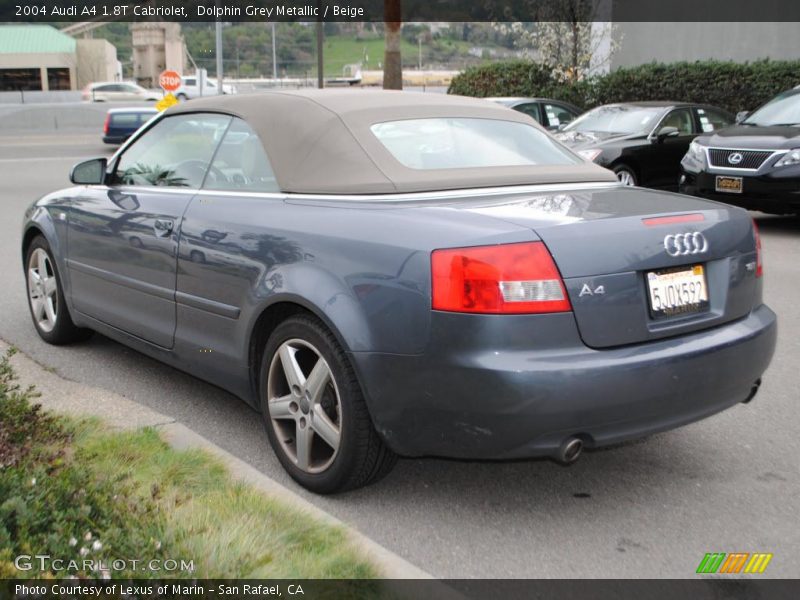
[159,70,181,92]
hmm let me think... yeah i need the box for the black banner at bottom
[2,579,800,600]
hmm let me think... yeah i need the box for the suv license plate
[715,175,743,194]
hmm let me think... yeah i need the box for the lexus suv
[680,88,800,214]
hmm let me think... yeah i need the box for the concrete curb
[160,422,434,580]
[0,339,436,581]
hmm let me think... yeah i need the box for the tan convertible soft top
[167,89,616,194]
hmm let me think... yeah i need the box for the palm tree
[383,0,402,90]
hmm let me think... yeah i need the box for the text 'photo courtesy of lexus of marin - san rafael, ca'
[22,91,776,494]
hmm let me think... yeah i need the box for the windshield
[563,105,663,135]
[743,91,800,127]
[370,118,580,170]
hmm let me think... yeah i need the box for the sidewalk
[1,339,434,581]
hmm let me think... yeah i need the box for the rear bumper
[102,134,130,145]
[353,305,777,459]
[680,171,800,214]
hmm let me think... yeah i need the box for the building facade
[131,22,186,88]
[0,25,118,92]
[611,22,800,69]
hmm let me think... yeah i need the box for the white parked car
[82,82,160,103]
[176,75,236,100]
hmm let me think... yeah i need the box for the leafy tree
[495,0,620,82]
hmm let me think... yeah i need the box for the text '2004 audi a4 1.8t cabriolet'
[22,91,776,493]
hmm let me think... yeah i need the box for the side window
[544,103,577,128]
[184,78,196,87]
[659,108,694,135]
[204,118,280,193]
[112,113,231,188]
[696,107,733,132]
[514,103,542,124]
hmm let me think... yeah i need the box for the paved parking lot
[1,132,798,578]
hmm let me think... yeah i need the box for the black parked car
[486,97,583,131]
[680,88,800,215]
[102,107,159,145]
[554,102,734,189]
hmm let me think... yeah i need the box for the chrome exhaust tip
[741,378,762,404]
[555,437,583,465]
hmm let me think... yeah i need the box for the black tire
[24,236,93,345]
[177,93,188,102]
[259,314,397,494]
[613,164,638,187]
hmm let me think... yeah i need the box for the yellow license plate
[715,176,743,194]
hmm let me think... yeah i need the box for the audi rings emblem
[664,232,709,256]
[728,152,744,165]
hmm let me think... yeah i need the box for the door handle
[154,219,174,237]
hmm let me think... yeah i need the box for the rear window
[370,118,579,170]
[110,113,140,126]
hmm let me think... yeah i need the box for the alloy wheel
[27,248,58,333]
[616,170,636,186]
[267,339,342,473]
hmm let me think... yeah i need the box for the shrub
[0,350,164,579]
[593,61,800,114]
[447,60,592,109]
[448,60,800,114]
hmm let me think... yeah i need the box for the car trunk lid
[463,185,760,348]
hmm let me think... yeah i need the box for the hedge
[448,60,800,114]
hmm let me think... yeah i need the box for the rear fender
[244,263,375,356]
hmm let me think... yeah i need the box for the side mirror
[654,126,680,142]
[735,110,750,124]
[70,158,107,185]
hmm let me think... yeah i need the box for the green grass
[322,36,419,75]
[0,350,378,580]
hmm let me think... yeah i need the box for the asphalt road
[1,132,798,579]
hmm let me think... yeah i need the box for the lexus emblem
[728,152,744,165]
[664,232,709,257]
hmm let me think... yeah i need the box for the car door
[695,106,734,134]
[512,102,544,126]
[93,84,115,101]
[182,77,197,98]
[67,112,232,348]
[542,102,579,131]
[644,107,696,188]
[104,84,127,101]
[174,117,282,385]
[119,83,139,101]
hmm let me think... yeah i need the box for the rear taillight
[103,113,110,135]
[753,219,763,278]
[431,241,571,314]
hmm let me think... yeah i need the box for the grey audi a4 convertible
[22,90,776,493]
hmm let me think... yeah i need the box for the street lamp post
[316,21,324,89]
[215,20,224,94]
[271,22,278,80]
